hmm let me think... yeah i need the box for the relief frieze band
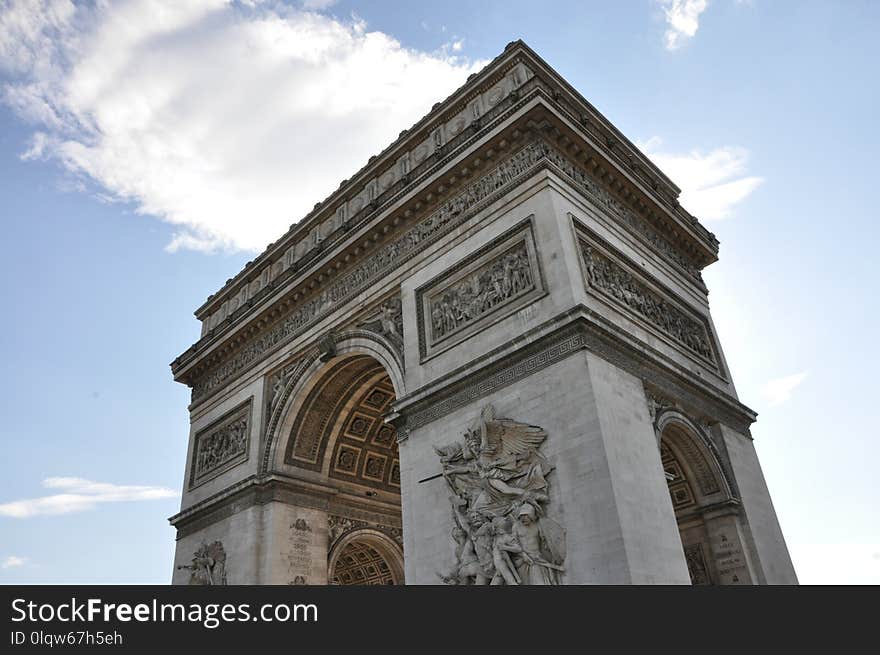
[190,139,553,404]
[189,137,704,405]
[543,147,701,279]
[189,398,253,488]
[576,226,717,367]
[417,219,545,361]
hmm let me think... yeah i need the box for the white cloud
[0,0,485,252]
[761,372,808,407]
[638,137,764,220]
[790,543,880,584]
[301,0,337,10]
[2,555,26,568]
[660,0,709,50]
[0,477,177,518]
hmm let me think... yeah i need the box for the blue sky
[0,0,877,584]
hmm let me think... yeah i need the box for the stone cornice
[191,42,534,323]
[391,306,756,435]
[168,473,401,539]
[174,121,717,404]
[172,85,543,385]
[174,41,720,386]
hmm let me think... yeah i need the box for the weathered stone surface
[168,41,796,586]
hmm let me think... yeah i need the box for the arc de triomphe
[169,41,797,585]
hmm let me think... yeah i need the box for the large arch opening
[658,416,734,585]
[279,349,404,584]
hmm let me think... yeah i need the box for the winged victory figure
[434,405,564,584]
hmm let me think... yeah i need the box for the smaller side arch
[328,528,405,585]
[655,410,733,504]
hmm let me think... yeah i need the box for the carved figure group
[435,405,566,585]
[582,244,713,359]
[178,540,227,585]
[195,417,248,476]
[359,296,404,342]
[431,246,533,340]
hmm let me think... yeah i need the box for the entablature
[172,43,723,403]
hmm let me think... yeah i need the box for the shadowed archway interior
[331,540,396,585]
[283,353,403,584]
[661,422,730,586]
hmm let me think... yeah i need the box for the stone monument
[168,41,798,585]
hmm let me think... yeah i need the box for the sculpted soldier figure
[435,405,565,585]
[177,540,228,585]
[511,503,566,585]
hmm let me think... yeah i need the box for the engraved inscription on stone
[579,237,715,363]
[710,532,749,584]
[190,399,252,487]
[286,518,314,585]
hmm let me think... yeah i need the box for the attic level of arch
[187,44,716,321]
[173,51,719,355]
[172,102,719,390]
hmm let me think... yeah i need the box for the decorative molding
[684,543,711,585]
[356,294,404,364]
[192,55,534,331]
[576,225,717,366]
[646,389,735,500]
[398,308,754,435]
[189,398,253,489]
[169,474,402,540]
[405,326,586,431]
[260,329,405,477]
[416,218,545,361]
[284,356,382,470]
[188,138,554,405]
[546,154,702,280]
[328,514,403,551]
[186,134,708,406]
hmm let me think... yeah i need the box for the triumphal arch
[169,42,797,585]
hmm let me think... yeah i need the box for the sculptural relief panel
[189,399,252,488]
[435,405,566,585]
[417,219,545,361]
[177,540,228,585]
[576,226,718,367]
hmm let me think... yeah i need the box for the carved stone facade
[189,400,251,488]
[177,541,227,585]
[169,41,796,586]
[190,140,555,404]
[328,515,403,551]
[418,220,544,360]
[578,232,715,364]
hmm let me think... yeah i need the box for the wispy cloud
[761,372,808,407]
[660,0,709,50]
[0,0,484,253]
[639,137,763,220]
[2,555,26,569]
[0,477,177,518]
[301,0,338,10]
